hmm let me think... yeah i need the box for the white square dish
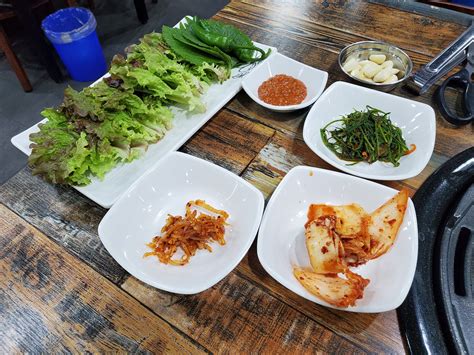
[98,152,264,294]
[257,166,418,313]
[303,81,435,180]
[242,53,328,112]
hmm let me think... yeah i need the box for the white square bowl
[98,151,264,294]
[242,53,328,112]
[257,166,418,313]
[303,81,436,180]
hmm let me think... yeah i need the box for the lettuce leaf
[29,109,93,185]
[28,20,236,186]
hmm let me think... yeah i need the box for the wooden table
[1,1,472,353]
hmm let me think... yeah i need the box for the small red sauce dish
[258,74,307,106]
[242,53,328,112]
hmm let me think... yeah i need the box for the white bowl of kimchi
[257,166,418,313]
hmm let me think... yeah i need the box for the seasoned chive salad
[320,106,415,167]
[29,17,270,186]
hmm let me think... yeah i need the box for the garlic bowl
[338,41,413,92]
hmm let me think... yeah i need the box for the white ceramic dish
[242,53,328,112]
[11,17,276,208]
[303,81,435,180]
[98,151,264,294]
[257,166,418,313]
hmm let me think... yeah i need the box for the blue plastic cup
[42,8,107,82]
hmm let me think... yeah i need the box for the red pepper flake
[257,74,307,106]
[404,144,417,156]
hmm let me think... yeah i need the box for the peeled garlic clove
[349,64,361,74]
[343,58,359,72]
[355,70,372,83]
[352,68,363,78]
[381,60,394,69]
[369,54,386,64]
[373,67,393,83]
[391,68,400,75]
[362,61,381,79]
[383,74,398,84]
[350,67,360,77]
[359,60,372,66]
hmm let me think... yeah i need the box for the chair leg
[46,0,55,13]
[0,26,32,92]
[10,0,63,83]
[66,0,94,10]
[134,0,148,24]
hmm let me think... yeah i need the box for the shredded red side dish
[144,200,229,266]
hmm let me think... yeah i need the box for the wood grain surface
[181,109,274,174]
[0,109,273,284]
[240,131,417,198]
[1,0,472,352]
[0,204,206,353]
[122,275,366,354]
[217,0,472,179]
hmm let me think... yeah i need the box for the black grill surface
[398,147,474,354]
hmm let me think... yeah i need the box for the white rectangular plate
[11,19,276,208]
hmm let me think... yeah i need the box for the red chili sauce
[257,74,307,106]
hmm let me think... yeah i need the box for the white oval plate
[303,81,435,180]
[257,166,418,313]
[98,152,264,294]
[242,53,328,112]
